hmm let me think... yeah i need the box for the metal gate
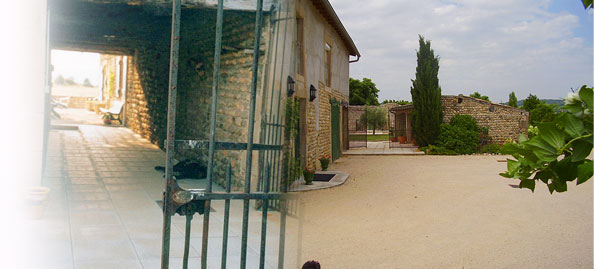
[160,0,297,268]
[347,106,367,148]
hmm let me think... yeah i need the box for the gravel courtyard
[295,155,593,268]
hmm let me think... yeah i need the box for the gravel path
[294,155,593,268]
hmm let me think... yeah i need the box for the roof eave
[311,0,360,58]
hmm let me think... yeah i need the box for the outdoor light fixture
[309,84,317,101]
[341,101,349,107]
[287,75,295,97]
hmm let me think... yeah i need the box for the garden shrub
[423,145,458,155]
[479,143,502,154]
[435,114,481,154]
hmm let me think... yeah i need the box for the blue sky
[330,0,593,103]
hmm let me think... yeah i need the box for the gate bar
[161,0,182,268]
[182,215,193,269]
[259,2,282,198]
[259,162,271,268]
[201,0,225,267]
[221,162,232,268]
[271,2,290,210]
[240,0,264,267]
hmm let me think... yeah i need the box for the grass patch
[349,134,389,142]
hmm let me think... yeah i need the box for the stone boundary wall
[442,95,529,144]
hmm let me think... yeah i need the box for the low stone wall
[442,95,529,144]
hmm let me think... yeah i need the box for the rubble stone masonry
[441,95,530,144]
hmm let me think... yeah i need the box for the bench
[100,101,124,124]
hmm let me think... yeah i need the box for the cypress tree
[410,35,442,147]
[508,91,518,107]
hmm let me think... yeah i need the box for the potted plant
[396,130,407,144]
[319,156,330,171]
[389,130,397,142]
[102,114,112,125]
[303,169,315,185]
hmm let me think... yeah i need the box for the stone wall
[124,9,268,190]
[442,95,530,144]
[52,2,270,191]
[304,85,347,170]
[347,104,395,132]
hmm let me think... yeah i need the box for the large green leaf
[525,137,559,162]
[552,179,568,192]
[534,170,553,184]
[552,159,578,182]
[579,86,593,110]
[560,113,584,137]
[538,123,565,150]
[563,103,583,114]
[577,160,593,185]
[519,179,535,192]
[571,139,592,162]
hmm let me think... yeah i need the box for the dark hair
[302,260,321,269]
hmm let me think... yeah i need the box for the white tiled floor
[29,125,300,268]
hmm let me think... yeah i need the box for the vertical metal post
[221,162,232,269]
[271,1,290,211]
[160,0,181,268]
[182,215,193,269]
[259,162,271,268]
[201,0,225,268]
[41,7,51,186]
[240,0,264,267]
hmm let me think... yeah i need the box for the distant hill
[506,99,564,107]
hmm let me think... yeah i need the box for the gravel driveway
[293,155,593,268]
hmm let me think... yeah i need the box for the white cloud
[329,0,593,103]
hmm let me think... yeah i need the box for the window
[295,17,305,76]
[324,42,331,87]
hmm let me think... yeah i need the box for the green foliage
[382,99,412,105]
[420,145,458,155]
[410,35,443,147]
[508,92,518,108]
[435,115,480,154]
[529,103,557,125]
[360,107,387,135]
[470,92,490,101]
[283,98,302,187]
[500,85,593,194]
[522,94,540,111]
[583,0,592,9]
[479,143,502,154]
[349,78,380,105]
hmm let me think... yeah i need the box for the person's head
[302,260,321,269]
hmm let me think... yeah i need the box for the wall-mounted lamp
[309,85,317,101]
[341,101,349,107]
[287,75,295,97]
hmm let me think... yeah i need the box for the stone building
[50,0,292,191]
[389,95,530,145]
[50,0,359,186]
[290,0,360,170]
[441,95,530,144]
